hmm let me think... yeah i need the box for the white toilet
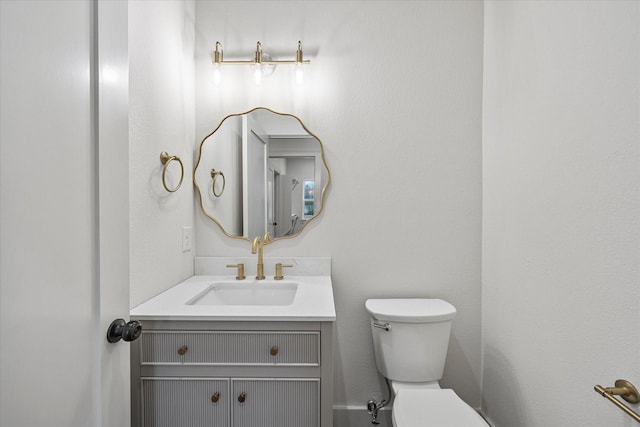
[365,298,488,427]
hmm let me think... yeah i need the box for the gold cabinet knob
[270,346,279,356]
[211,392,220,403]
[237,392,246,403]
[177,345,188,356]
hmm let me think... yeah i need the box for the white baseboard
[332,405,493,427]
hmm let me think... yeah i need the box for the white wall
[193,1,484,418]
[196,115,243,235]
[129,0,196,307]
[482,1,640,426]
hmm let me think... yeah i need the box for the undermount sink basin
[186,281,298,306]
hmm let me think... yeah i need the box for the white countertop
[130,275,336,322]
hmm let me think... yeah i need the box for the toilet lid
[365,299,456,323]
[393,389,488,427]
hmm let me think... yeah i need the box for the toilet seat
[392,389,488,427]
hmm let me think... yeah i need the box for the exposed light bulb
[254,64,262,85]
[295,41,305,85]
[212,41,223,86]
[213,63,221,86]
[295,63,304,85]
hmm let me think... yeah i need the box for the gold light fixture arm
[594,379,640,423]
[296,41,304,64]
[212,41,311,66]
[213,41,223,65]
[254,41,263,64]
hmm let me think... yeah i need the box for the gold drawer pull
[211,392,220,403]
[270,346,279,356]
[177,345,188,356]
[238,392,246,403]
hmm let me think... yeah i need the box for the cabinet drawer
[141,378,229,427]
[140,331,320,366]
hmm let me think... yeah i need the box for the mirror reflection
[194,107,330,242]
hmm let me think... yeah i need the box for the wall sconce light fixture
[212,41,310,85]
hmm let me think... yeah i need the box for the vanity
[130,257,335,427]
[131,108,334,426]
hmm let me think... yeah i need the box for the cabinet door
[232,378,320,427]
[141,378,229,427]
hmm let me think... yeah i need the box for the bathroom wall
[193,1,484,420]
[482,1,640,426]
[198,115,243,235]
[129,0,196,307]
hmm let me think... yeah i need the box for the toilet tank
[365,299,456,382]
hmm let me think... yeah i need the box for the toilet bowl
[392,389,488,427]
[365,299,488,427]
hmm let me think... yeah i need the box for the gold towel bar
[594,379,640,423]
[160,151,184,193]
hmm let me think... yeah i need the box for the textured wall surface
[193,1,484,414]
[129,1,196,307]
[482,1,640,425]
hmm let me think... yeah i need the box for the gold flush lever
[274,263,293,280]
[226,263,246,280]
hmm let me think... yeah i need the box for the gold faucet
[251,232,272,280]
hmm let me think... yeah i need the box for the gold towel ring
[160,152,184,193]
[211,169,226,197]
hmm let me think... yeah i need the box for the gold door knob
[270,346,279,356]
[177,345,188,356]
[238,392,246,403]
[211,392,220,403]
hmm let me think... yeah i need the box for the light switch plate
[182,226,193,252]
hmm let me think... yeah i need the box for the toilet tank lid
[365,299,456,323]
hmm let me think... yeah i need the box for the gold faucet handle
[226,263,246,280]
[274,263,293,280]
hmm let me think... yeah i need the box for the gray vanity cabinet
[141,378,230,427]
[231,378,319,427]
[131,320,333,427]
